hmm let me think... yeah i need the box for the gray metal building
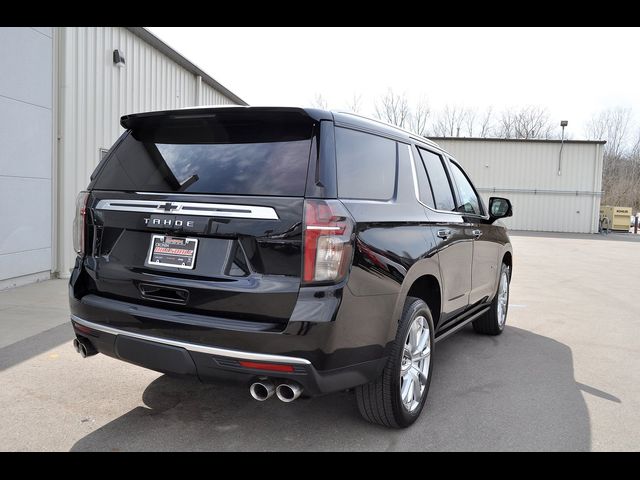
[0,27,246,290]
[0,29,606,290]
[430,137,605,234]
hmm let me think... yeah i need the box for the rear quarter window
[335,127,397,200]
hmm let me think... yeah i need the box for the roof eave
[125,27,248,106]
[428,136,607,145]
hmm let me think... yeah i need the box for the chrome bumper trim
[71,315,311,365]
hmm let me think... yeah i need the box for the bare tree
[497,109,515,138]
[432,105,465,137]
[311,93,328,109]
[585,107,632,158]
[585,108,640,211]
[479,107,494,138]
[497,106,553,139]
[601,150,640,211]
[515,106,553,139]
[463,108,477,137]
[374,89,410,129]
[345,93,363,113]
[631,130,640,159]
[409,98,431,136]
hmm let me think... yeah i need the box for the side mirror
[489,197,512,222]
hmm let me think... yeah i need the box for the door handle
[437,229,452,239]
[472,229,482,238]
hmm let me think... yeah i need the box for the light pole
[558,120,568,175]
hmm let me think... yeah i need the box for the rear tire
[473,263,510,335]
[355,297,434,428]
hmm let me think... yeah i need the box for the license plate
[147,235,198,270]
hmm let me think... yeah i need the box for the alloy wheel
[400,315,431,412]
[497,270,509,327]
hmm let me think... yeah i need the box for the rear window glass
[92,116,313,196]
[336,127,396,200]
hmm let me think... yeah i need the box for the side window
[336,127,397,200]
[418,148,455,211]
[411,146,435,208]
[449,161,482,215]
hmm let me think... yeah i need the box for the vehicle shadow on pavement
[70,325,591,451]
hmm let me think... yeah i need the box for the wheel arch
[390,259,443,339]
[406,275,441,328]
[502,246,513,279]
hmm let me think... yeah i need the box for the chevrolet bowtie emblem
[159,202,179,212]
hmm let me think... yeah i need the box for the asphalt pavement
[0,233,638,451]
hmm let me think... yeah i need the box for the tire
[355,297,434,428]
[473,262,510,335]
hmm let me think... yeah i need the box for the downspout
[56,27,71,277]
[52,27,65,277]
[590,143,602,233]
[558,128,565,176]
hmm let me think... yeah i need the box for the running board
[434,306,490,343]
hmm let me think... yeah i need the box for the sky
[147,27,640,139]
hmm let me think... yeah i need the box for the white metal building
[0,27,246,290]
[430,137,605,234]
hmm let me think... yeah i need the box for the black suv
[69,107,513,428]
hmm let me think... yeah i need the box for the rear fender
[388,256,442,341]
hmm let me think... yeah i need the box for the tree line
[312,90,640,211]
[586,108,640,212]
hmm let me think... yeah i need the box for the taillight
[302,199,354,284]
[73,191,89,255]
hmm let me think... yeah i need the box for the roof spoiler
[120,106,332,130]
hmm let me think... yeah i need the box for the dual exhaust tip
[73,337,97,358]
[73,336,301,401]
[250,379,303,403]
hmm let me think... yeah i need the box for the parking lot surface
[0,232,638,451]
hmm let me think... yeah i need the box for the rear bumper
[71,315,386,396]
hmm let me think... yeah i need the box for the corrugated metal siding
[56,27,242,276]
[200,82,236,106]
[0,27,53,285]
[433,139,603,234]
[477,191,596,233]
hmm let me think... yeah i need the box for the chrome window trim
[447,157,486,217]
[407,144,460,215]
[71,315,311,365]
[447,157,490,220]
[407,144,433,210]
[95,199,279,220]
[408,144,490,220]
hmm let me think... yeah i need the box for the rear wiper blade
[178,174,199,191]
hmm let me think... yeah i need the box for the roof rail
[333,110,439,147]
